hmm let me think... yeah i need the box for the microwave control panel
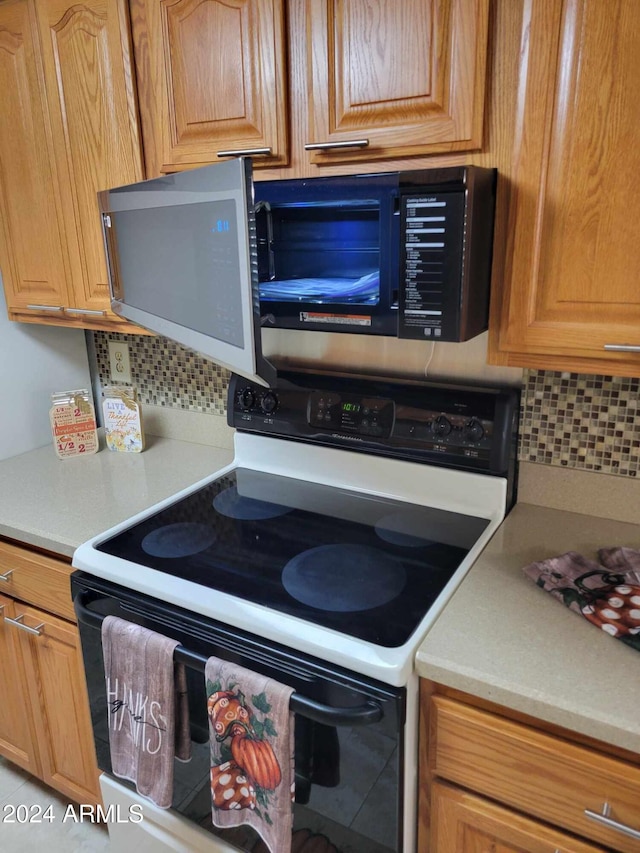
[399,188,466,340]
[398,166,496,342]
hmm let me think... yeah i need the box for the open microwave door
[99,158,276,387]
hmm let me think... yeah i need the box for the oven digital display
[308,391,394,439]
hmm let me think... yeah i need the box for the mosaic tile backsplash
[519,371,640,477]
[93,333,640,478]
[93,332,230,415]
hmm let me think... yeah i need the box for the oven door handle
[74,592,384,727]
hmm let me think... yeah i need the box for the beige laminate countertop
[0,434,233,558]
[416,501,640,754]
[3,432,638,756]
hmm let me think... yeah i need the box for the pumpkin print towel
[205,657,295,853]
[523,548,640,652]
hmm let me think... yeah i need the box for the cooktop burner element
[374,507,489,550]
[141,522,217,558]
[282,544,407,612]
[212,484,291,520]
[375,510,437,548]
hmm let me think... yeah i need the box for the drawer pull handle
[216,147,272,158]
[64,308,107,317]
[26,304,64,312]
[584,802,640,840]
[305,139,370,151]
[604,343,640,353]
[0,570,13,582]
[4,614,44,636]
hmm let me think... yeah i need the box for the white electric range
[72,370,518,853]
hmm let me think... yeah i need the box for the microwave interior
[257,199,384,307]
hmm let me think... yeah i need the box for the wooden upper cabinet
[34,0,145,319]
[0,0,146,331]
[0,0,70,312]
[490,0,640,377]
[304,0,490,165]
[131,0,289,175]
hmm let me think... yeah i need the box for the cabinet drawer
[432,781,606,853]
[0,540,73,621]
[430,696,640,852]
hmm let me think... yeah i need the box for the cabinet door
[491,0,640,377]
[304,0,489,165]
[0,0,70,314]
[131,0,289,176]
[431,782,606,853]
[431,694,640,853]
[34,0,144,321]
[0,595,40,776]
[15,603,101,805]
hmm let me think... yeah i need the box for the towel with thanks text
[205,657,295,853]
[102,615,191,808]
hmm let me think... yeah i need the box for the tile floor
[0,757,109,851]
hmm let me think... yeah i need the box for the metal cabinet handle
[0,570,13,582]
[584,802,640,840]
[604,343,640,353]
[216,147,272,158]
[4,614,44,636]
[305,139,369,151]
[26,304,64,312]
[64,308,107,316]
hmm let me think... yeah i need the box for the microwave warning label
[300,312,371,326]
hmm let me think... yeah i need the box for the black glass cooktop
[96,468,488,647]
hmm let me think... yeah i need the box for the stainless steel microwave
[99,160,496,387]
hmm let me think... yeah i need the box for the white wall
[0,279,92,460]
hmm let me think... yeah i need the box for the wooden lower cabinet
[0,540,100,805]
[432,782,605,853]
[15,603,101,805]
[421,682,640,853]
[0,594,39,776]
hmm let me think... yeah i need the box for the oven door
[72,571,406,853]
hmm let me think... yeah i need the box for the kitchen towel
[598,545,640,575]
[205,657,295,853]
[101,615,192,808]
[522,550,640,652]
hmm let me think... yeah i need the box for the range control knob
[463,418,485,443]
[432,415,452,437]
[238,387,256,410]
[261,391,279,415]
